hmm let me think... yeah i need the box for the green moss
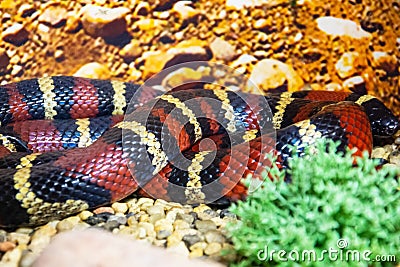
[226,140,400,267]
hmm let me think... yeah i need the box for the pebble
[182,234,202,247]
[2,23,30,45]
[372,51,398,74]
[172,1,200,21]
[0,48,10,69]
[147,204,166,216]
[56,216,82,231]
[166,241,190,256]
[246,58,304,92]
[0,242,16,252]
[18,4,35,17]
[189,247,204,258]
[204,242,222,255]
[335,52,360,79]
[73,62,111,79]
[133,2,150,16]
[176,213,195,225]
[210,37,236,61]
[78,210,93,221]
[54,49,64,61]
[38,4,68,26]
[81,5,130,38]
[154,219,173,239]
[11,65,23,76]
[173,219,191,230]
[204,230,226,243]
[28,223,57,253]
[316,16,371,39]
[195,220,217,232]
[167,231,183,247]
[197,209,218,221]
[119,40,143,63]
[0,245,23,266]
[8,233,30,245]
[111,202,128,214]
[342,75,365,92]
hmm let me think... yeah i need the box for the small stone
[19,251,37,267]
[372,51,398,74]
[195,220,217,232]
[111,202,128,214]
[0,241,16,252]
[389,154,400,165]
[197,209,218,221]
[210,37,236,61]
[28,223,57,253]
[54,49,64,61]
[182,234,202,247]
[11,65,23,76]
[74,62,111,79]
[0,245,23,266]
[395,137,400,145]
[133,2,150,16]
[134,18,167,31]
[81,5,130,38]
[335,52,360,79]
[108,215,127,225]
[324,83,342,91]
[147,204,166,216]
[189,247,204,258]
[137,197,154,207]
[176,213,195,224]
[342,76,365,93]
[65,11,81,33]
[38,4,68,26]
[193,204,211,213]
[247,58,304,92]
[172,1,200,21]
[230,54,257,68]
[9,233,30,245]
[79,210,93,221]
[18,4,35,17]
[204,230,225,243]
[204,242,222,255]
[372,147,389,159]
[57,216,82,231]
[2,23,30,45]
[166,241,189,256]
[166,208,186,221]
[154,219,173,239]
[173,219,191,230]
[316,16,372,39]
[119,40,143,63]
[225,0,273,9]
[0,48,10,69]
[138,222,156,239]
[167,231,183,247]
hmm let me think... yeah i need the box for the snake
[0,76,398,228]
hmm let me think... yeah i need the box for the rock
[108,215,128,225]
[18,4,36,17]
[154,219,173,239]
[146,204,166,217]
[11,65,23,76]
[335,52,360,79]
[372,147,389,159]
[210,37,236,61]
[119,40,143,63]
[137,197,154,207]
[204,230,225,243]
[372,51,398,74]
[54,49,64,61]
[8,233,30,246]
[143,39,210,78]
[166,241,189,256]
[225,0,284,9]
[111,202,128,214]
[81,5,130,38]
[172,1,200,21]
[65,11,81,32]
[2,23,30,45]
[56,216,82,231]
[342,75,365,93]
[73,62,111,79]
[173,219,191,230]
[176,213,195,225]
[389,154,400,165]
[0,242,16,252]
[167,231,183,247]
[195,220,217,232]
[134,18,167,31]
[0,245,23,266]
[182,234,202,247]
[134,2,150,16]
[138,222,156,239]
[19,251,38,267]
[32,229,224,267]
[196,209,218,221]
[204,242,222,255]
[78,210,93,221]
[230,54,257,68]
[189,247,204,258]
[28,223,58,254]
[316,16,371,39]
[38,4,68,26]
[247,58,304,92]
[166,208,186,221]
[0,48,10,69]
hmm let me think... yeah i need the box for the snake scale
[0,76,398,227]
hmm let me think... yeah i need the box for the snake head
[362,98,399,137]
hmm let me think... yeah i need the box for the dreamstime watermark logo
[257,239,397,263]
[121,61,276,204]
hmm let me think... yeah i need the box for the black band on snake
[0,76,398,227]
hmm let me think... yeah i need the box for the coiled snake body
[0,76,398,227]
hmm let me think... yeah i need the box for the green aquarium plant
[226,140,400,267]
